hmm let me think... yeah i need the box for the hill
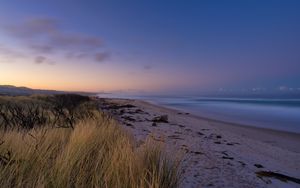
[0,85,95,96]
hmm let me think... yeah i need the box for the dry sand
[98,98,300,188]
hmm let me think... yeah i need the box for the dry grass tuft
[0,95,181,188]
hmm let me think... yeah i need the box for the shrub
[0,94,96,130]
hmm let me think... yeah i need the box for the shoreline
[142,99,300,153]
[144,99,300,133]
[125,99,300,152]
[98,98,300,188]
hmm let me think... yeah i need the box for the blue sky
[0,0,300,93]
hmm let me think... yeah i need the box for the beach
[98,98,300,188]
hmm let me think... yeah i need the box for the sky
[0,0,300,94]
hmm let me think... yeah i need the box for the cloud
[29,44,54,54]
[34,56,46,64]
[94,52,110,63]
[279,86,288,91]
[50,33,103,49]
[143,65,152,70]
[6,18,58,38]
[2,17,109,63]
[34,55,55,65]
[0,44,25,61]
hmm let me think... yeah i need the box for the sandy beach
[98,98,300,188]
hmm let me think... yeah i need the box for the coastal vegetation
[0,94,181,188]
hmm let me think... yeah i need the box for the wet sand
[207,120,300,153]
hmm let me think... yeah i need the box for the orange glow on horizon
[0,59,174,93]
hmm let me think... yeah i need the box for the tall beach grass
[0,95,181,188]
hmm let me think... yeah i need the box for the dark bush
[0,94,96,130]
[52,94,90,109]
[50,94,93,129]
[0,102,48,130]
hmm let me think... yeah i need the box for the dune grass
[0,95,181,188]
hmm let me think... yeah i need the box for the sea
[97,93,300,134]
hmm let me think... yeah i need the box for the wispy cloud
[0,44,26,63]
[29,44,54,54]
[94,52,110,63]
[34,56,46,64]
[2,17,110,64]
[34,55,55,65]
[143,65,152,70]
[6,18,58,39]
